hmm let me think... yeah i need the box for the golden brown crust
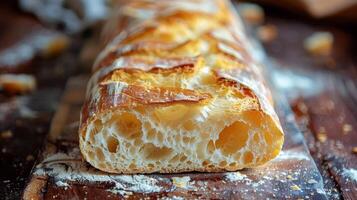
[79,0,284,174]
[96,56,198,73]
[80,83,211,127]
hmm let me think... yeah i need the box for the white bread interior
[81,105,282,173]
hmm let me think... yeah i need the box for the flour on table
[34,148,163,195]
[274,150,310,161]
[172,176,191,189]
[225,171,247,182]
[342,168,357,182]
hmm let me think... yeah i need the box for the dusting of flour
[225,171,246,181]
[342,168,357,182]
[34,148,163,195]
[274,150,311,161]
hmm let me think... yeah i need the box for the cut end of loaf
[79,103,284,174]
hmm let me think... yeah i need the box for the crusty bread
[79,0,284,174]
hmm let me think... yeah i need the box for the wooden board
[22,74,328,199]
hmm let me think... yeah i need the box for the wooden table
[0,2,356,199]
[262,11,357,199]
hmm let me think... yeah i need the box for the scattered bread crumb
[0,74,36,94]
[238,3,264,25]
[42,35,70,57]
[257,24,278,43]
[172,176,190,189]
[287,175,293,180]
[352,147,357,154]
[317,127,327,143]
[304,32,334,56]
[1,130,13,139]
[290,184,301,191]
[342,124,352,134]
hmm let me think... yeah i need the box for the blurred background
[0,0,356,199]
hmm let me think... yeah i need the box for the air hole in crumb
[170,154,181,163]
[134,139,141,146]
[260,155,270,163]
[183,121,196,131]
[242,110,264,126]
[129,146,136,154]
[183,136,191,144]
[96,148,105,161]
[143,122,151,130]
[129,163,136,169]
[87,151,95,160]
[264,132,273,145]
[216,121,249,156]
[202,160,210,166]
[113,112,142,140]
[146,129,156,141]
[175,135,180,142]
[106,136,119,153]
[148,163,154,168]
[89,120,102,141]
[89,129,96,142]
[229,162,237,167]
[207,140,215,153]
[219,161,227,167]
[141,143,173,160]
[157,133,164,143]
[180,155,187,162]
[243,151,254,164]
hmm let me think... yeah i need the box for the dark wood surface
[262,12,357,199]
[0,2,356,200]
[0,3,81,200]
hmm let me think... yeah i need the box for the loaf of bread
[79,0,284,174]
